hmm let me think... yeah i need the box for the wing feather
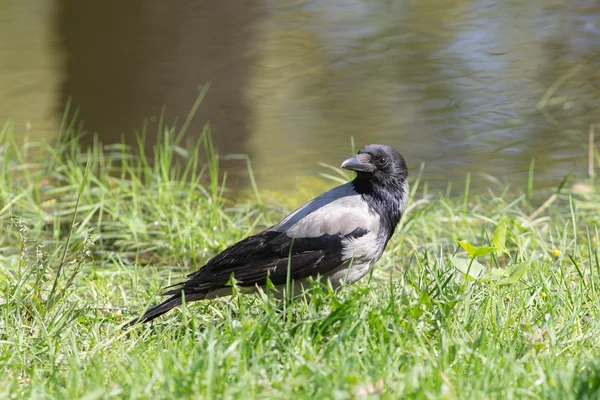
[165,228,368,295]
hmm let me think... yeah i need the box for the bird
[125,144,409,326]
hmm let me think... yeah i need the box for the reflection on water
[1,0,599,193]
[0,1,59,143]
[54,0,263,183]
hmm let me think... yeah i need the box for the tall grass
[1,123,600,399]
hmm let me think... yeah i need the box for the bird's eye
[377,156,387,167]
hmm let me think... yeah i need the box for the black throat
[351,173,406,243]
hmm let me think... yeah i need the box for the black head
[341,145,409,241]
[341,144,408,188]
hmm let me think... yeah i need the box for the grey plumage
[273,182,386,286]
[125,144,409,326]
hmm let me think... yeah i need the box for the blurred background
[1,0,599,193]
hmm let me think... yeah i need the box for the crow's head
[341,144,408,188]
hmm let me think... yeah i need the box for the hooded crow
[125,144,408,326]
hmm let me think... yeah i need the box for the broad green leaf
[473,246,496,258]
[492,215,509,255]
[458,240,477,258]
[451,256,486,279]
[498,262,530,285]
[458,240,495,259]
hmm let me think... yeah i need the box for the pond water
[1,0,599,194]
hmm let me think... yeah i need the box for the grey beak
[340,154,375,172]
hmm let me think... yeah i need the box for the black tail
[123,291,206,328]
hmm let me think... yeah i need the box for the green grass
[1,122,600,400]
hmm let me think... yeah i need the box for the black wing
[164,228,368,296]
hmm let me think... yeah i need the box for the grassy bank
[1,124,600,399]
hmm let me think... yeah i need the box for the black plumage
[125,144,409,326]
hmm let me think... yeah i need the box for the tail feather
[123,291,206,328]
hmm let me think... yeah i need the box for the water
[1,0,599,194]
